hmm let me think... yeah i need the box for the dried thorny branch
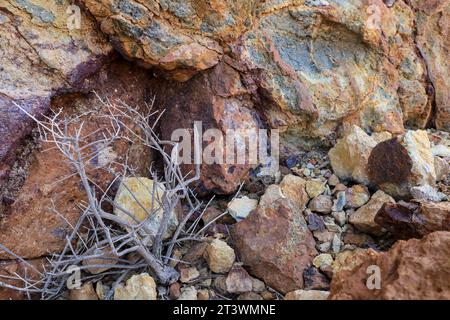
[0,94,212,299]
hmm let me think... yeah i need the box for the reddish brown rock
[368,130,436,198]
[232,198,317,294]
[375,201,450,240]
[303,267,330,291]
[153,62,260,194]
[330,231,450,300]
[0,62,153,259]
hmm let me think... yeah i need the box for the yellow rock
[114,273,157,300]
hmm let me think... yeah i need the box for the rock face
[0,62,153,259]
[375,201,450,239]
[349,190,395,236]
[0,0,112,195]
[233,197,317,294]
[330,231,450,300]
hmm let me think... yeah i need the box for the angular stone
[178,286,198,300]
[226,264,253,294]
[368,130,436,198]
[227,196,258,222]
[114,273,157,300]
[233,198,317,294]
[375,201,450,240]
[349,190,395,236]
[204,239,236,274]
[434,156,450,181]
[329,126,377,185]
[410,184,446,202]
[313,254,334,276]
[285,290,330,300]
[279,174,309,210]
[330,232,450,300]
[114,177,178,241]
[180,267,200,283]
[345,185,370,209]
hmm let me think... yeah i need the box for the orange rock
[330,231,450,300]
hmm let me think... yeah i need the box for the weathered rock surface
[226,264,253,294]
[349,190,395,236]
[375,201,450,239]
[329,126,378,185]
[368,130,436,198]
[233,197,317,294]
[69,283,98,300]
[330,231,450,299]
[114,273,157,300]
[204,239,236,274]
[285,290,330,300]
[114,177,178,240]
[0,62,153,259]
[0,0,112,194]
[0,259,45,300]
[152,62,260,195]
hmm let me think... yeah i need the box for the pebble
[114,273,157,300]
[69,282,98,300]
[308,195,333,214]
[285,290,330,300]
[328,174,340,186]
[227,196,258,221]
[345,185,370,208]
[226,264,253,293]
[306,180,326,198]
[332,234,341,253]
[204,239,236,274]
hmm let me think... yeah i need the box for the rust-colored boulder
[232,198,317,294]
[375,201,450,240]
[330,231,450,300]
